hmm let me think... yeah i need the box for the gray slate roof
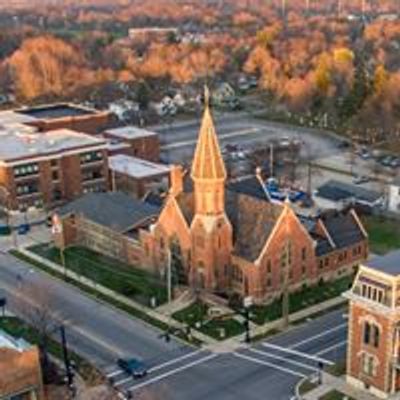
[316,180,382,204]
[58,192,160,233]
[366,250,400,276]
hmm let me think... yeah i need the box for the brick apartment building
[53,92,368,304]
[0,128,109,210]
[0,330,44,400]
[346,250,400,398]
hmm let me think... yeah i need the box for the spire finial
[204,85,210,109]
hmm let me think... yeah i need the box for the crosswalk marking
[248,348,318,372]
[148,350,204,374]
[106,369,124,378]
[314,340,347,356]
[261,342,334,366]
[233,352,307,379]
[126,354,218,392]
[289,323,347,349]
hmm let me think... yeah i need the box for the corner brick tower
[189,87,232,291]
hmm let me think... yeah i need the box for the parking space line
[161,127,260,150]
[261,343,334,366]
[314,340,347,357]
[233,352,307,379]
[289,323,347,349]
[148,349,204,373]
[249,348,318,372]
[126,354,218,392]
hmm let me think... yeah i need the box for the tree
[13,280,65,383]
[7,36,88,100]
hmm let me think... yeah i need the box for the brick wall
[347,302,394,394]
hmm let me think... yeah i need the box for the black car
[117,358,148,378]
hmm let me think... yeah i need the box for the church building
[140,90,369,304]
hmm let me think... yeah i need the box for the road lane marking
[126,354,218,392]
[161,127,260,150]
[249,348,318,372]
[106,369,124,378]
[233,352,307,379]
[148,349,204,373]
[289,323,347,349]
[314,340,347,357]
[114,376,133,386]
[261,343,334,366]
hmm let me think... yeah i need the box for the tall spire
[191,86,226,181]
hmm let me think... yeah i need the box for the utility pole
[60,325,75,397]
[269,143,274,178]
[167,248,172,305]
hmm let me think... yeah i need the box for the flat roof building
[109,154,170,198]
[3,103,111,135]
[104,126,160,162]
[0,128,109,210]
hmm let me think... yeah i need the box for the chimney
[169,165,184,196]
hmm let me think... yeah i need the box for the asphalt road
[0,252,192,368]
[0,252,348,400]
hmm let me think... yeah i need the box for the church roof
[190,90,226,181]
[231,194,282,261]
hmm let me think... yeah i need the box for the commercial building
[0,330,44,400]
[109,154,170,199]
[346,250,400,398]
[10,103,111,134]
[0,128,109,210]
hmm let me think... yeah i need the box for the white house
[388,178,400,213]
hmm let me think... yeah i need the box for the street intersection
[0,251,348,400]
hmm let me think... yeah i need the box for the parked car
[380,155,395,167]
[117,358,148,379]
[338,140,350,149]
[17,224,30,235]
[390,157,400,168]
[352,175,370,185]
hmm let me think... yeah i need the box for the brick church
[140,89,369,304]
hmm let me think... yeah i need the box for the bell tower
[189,87,232,291]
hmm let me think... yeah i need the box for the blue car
[117,358,148,379]
[17,224,30,235]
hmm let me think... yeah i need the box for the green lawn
[248,276,353,325]
[0,316,101,384]
[29,244,167,306]
[363,215,400,255]
[173,301,246,340]
[320,390,354,400]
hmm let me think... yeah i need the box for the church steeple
[191,86,226,181]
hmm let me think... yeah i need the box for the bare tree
[13,280,65,383]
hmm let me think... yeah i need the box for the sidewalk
[302,373,380,400]
[16,248,217,346]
